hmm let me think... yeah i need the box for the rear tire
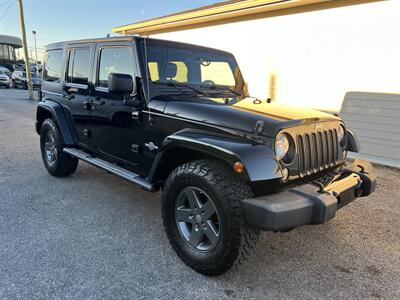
[40,118,78,177]
[162,159,259,276]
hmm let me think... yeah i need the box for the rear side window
[66,48,91,86]
[43,49,63,82]
[97,47,134,88]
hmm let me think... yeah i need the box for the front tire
[40,118,78,177]
[162,159,259,276]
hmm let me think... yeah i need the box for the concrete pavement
[0,88,399,299]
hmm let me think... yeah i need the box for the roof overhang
[112,0,380,36]
[0,35,23,48]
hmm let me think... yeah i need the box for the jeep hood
[163,97,341,137]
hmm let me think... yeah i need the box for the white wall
[152,1,400,113]
[341,92,400,167]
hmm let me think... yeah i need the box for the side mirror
[108,73,134,94]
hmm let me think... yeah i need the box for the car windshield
[22,72,37,78]
[139,39,247,102]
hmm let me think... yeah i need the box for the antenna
[143,33,153,123]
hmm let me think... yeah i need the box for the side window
[43,49,63,82]
[148,62,159,81]
[66,51,73,83]
[97,47,134,88]
[66,48,90,86]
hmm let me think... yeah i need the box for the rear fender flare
[36,101,75,145]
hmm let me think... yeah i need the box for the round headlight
[275,134,290,160]
[337,125,346,145]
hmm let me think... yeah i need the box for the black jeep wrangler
[36,36,376,276]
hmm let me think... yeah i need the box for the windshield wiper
[200,83,243,97]
[154,81,208,97]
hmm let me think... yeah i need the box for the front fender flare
[346,129,360,152]
[147,130,282,183]
[36,101,75,145]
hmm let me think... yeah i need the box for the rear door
[90,42,142,166]
[62,44,94,149]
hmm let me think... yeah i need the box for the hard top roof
[45,36,137,49]
[45,36,233,56]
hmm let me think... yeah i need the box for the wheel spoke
[204,220,219,246]
[189,227,203,248]
[201,200,216,219]
[184,189,202,210]
[176,207,193,223]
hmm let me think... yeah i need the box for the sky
[0,0,220,61]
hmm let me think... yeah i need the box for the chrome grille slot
[297,135,305,176]
[304,134,311,173]
[296,128,339,176]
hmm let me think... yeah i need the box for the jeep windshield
[139,39,247,102]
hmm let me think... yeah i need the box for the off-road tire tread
[162,159,259,276]
[40,118,78,177]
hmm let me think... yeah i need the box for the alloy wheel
[175,186,220,252]
[44,131,57,165]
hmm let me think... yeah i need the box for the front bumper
[242,159,376,231]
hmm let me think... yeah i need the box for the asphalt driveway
[0,88,399,299]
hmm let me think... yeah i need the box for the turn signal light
[233,162,244,173]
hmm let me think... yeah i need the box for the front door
[62,46,94,149]
[90,43,142,166]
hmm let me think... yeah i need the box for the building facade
[113,0,400,167]
[0,34,23,67]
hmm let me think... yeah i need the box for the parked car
[0,70,11,88]
[35,36,376,276]
[11,71,41,89]
[10,63,25,72]
[0,65,12,77]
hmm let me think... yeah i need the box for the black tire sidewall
[162,161,249,274]
[40,120,61,173]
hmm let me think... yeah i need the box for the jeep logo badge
[314,124,323,131]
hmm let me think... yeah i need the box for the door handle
[82,101,91,110]
[63,87,78,100]
[91,97,105,109]
[63,94,75,100]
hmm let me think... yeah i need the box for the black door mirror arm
[123,93,142,109]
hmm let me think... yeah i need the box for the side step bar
[63,148,157,192]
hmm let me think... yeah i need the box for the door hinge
[83,128,91,137]
[131,144,139,153]
[132,111,140,119]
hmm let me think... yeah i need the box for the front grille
[296,128,339,176]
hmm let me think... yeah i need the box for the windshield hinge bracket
[254,120,264,136]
